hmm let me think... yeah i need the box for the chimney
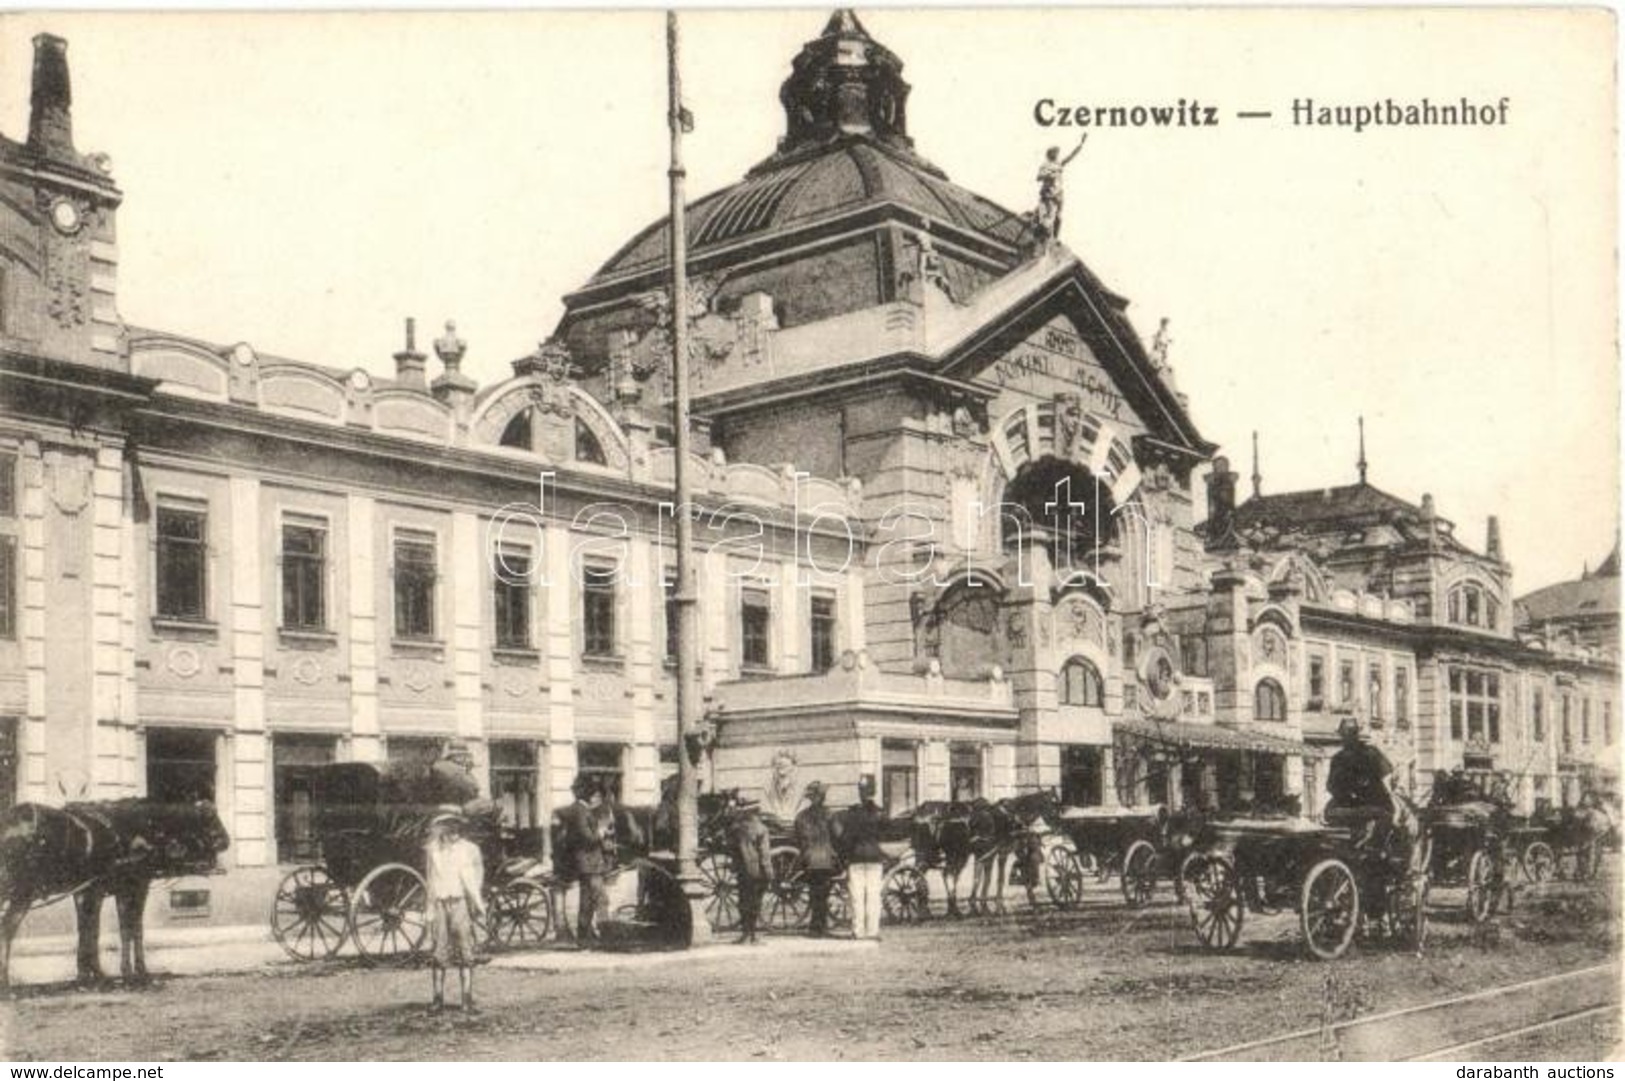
[1486,515,1502,562]
[1250,431,1262,499]
[28,34,74,158]
[1205,456,1238,546]
[393,317,426,390]
[1421,493,1438,545]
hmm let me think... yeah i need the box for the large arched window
[999,458,1118,565]
[1255,678,1287,721]
[1446,581,1499,630]
[1059,657,1104,708]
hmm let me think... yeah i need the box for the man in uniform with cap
[794,781,837,937]
[1325,715,1422,869]
[731,797,773,944]
[842,776,886,941]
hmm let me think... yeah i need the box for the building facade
[0,16,1616,914]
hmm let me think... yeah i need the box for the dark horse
[908,801,977,917]
[0,800,230,988]
[968,789,1061,914]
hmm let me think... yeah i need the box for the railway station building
[0,13,1617,922]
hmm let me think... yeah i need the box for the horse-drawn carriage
[1510,802,1613,884]
[1181,812,1429,960]
[1046,805,1208,909]
[1419,774,1518,923]
[269,763,552,962]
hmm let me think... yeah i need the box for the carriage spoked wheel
[1300,858,1361,961]
[1044,845,1086,909]
[763,848,809,930]
[698,852,740,933]
[1185,855,1244,950]
[270,865,350,961]
[1522,841,1556,884]
[1120,840,1158,908]
[484,881,553,950]
[1389,874,1429,953]
[1464,849,1499,924]
[882,864,931,923]
[349,863,430,964]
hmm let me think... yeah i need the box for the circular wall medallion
[231,342,257,367]
[403,663,435,694]
[49,198,81,235]
[166,646,201,679]
[291,656,322,686]
[501,672,530,698]
[349,369,370,390]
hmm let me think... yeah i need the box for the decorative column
[542,521,578,809]
[19,441,47,803]
[450,511,486,792]
[626,534,658,804]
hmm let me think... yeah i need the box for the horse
[967,789,1061,914]
[907,801,977,918]
[0,799,230,989]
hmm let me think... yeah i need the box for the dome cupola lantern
[777,10,914,159]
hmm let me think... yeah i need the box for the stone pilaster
[228,475,267,866]
[543,522,578,808]
[19,441,46,802]
[90,444,136,793]
[346,495,381,764]
[450,511,485,769]
[625,534,657,803]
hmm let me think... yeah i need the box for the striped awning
[1114,718,1316,757]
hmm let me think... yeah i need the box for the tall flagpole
[668,9,709,946]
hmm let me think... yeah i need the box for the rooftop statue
[1034,133,1088,242]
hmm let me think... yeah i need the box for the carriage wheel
[1186,855,1244,950]
[1464,849,1497,924]
[882,864,931,924]
[485,881,552,950]
[1121,840,1158,908]
[349,863,429,964]
[1391,875,1429,953]
[698,852,740,933]
[829,876,852,930]
[763,848,809,930]
[270,865,349,961]
[1300,858,1360,961]
[1522,842,1556,884]
[1045,845,1086,909]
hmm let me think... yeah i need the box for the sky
[0,8,1616,595]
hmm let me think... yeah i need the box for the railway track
[1182,963,1619,1061]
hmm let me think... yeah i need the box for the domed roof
[586,138,1031,288]
[576,11,1034,296]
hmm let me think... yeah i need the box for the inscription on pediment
[982,317,1142,433]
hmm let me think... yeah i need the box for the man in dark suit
[794,781,837,937]
[552,775,610,946]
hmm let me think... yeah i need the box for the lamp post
[667,9,711,947]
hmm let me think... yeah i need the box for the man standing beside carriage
[794,781,838,937]
[730,798,773,944]
[841,777,886,941]
[553,775,613,947]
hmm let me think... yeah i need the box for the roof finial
[1357,415,1368,485]
[1250,430,1262,498]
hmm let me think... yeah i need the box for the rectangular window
[492,546,532,649]
[280,519,327,631]
[577,742,623,803]
[663,572,678,662]
[810,594,837,673]
[1582,698,1592,744]
[489,741,540,829]
[392,531,437,640]
[156,503,208,620]
[1394,667,1410,728]
[949,744,981,802]
[1307,656,1326,709]
[1368,664,1384,722]
[272,734,336,863]
[881,741,917,817]
[0,716,15,815]
[146,728,217,804]
[1563,695,1573,752]
[581,561,617,658]
[1339,660,1355,707]
[1532,688,1545,743]
[1605,701,1614,746]
[740,586,771,669]
[1448,665,1502,743]
[0,537,13,640]
[1061,745,1103,808]
[0,451,15,517]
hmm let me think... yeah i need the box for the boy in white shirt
[424,807,487,1012]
